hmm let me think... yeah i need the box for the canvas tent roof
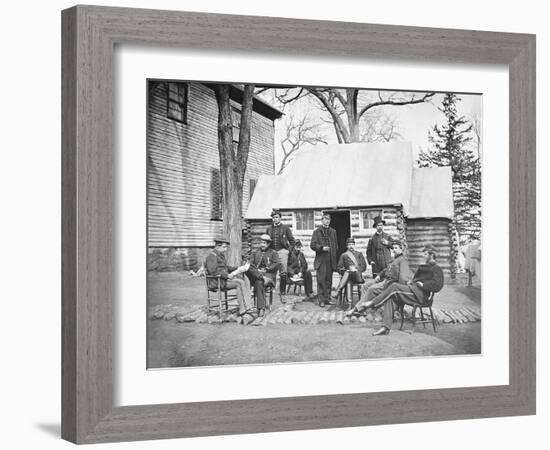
[409,166,454,219]
[245,142,453,220]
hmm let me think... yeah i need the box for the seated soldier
[287,240,314,300]
[348,240,412,314]
[358,244,444,335]
[204,237,254,318]
[246,234,280,317]
[335,237,367,301]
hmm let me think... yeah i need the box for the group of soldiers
[205,209,444,335]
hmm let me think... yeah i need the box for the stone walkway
[149,298,481,327]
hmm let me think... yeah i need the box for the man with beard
[366,215,393,278]
[347,240,412,315]
[310,213,338,307]
[358,244,444,335]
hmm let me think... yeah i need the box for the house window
[295,210,314,231]
[360,209,384,229]
[249,178,257,201]
[210,168,222,220]
[167,82,188,123]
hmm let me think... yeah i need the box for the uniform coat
[204,249,236,290]
[337,250,367,275]
[246,248,280,309]
[265,223,295,251]
[369,260,445,330]
[310,225,338,304]
[366,231,393,276]
[248,248,280,284]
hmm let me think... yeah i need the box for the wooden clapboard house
[245,142,459,278]
[147,81,282,270]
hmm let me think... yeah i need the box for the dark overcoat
[366,231,393,275]
[310,226,338,271]
[408,261,444,305]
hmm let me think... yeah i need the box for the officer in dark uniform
[310,213,338,306]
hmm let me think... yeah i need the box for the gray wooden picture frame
[61,5,536,444]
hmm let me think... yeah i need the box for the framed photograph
[62,5,536,444]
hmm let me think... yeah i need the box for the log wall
[405,218,455,278]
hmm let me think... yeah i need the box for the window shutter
[210,168,222,220]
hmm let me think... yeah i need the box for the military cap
[260,234,272,242]
[346,237,356,244]
[270,209,282,217]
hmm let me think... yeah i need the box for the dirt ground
[147,272,481,368]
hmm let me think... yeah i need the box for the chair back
[205,274,221,292]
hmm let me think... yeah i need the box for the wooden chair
[205,275,239,316]
[286,276,305,295]
[339,281,364,307]
[398,292,437,332]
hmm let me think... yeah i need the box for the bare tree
[360,110,402,143]
[270,87,434,143]
[213,84,254,265]
[278,113,327,174]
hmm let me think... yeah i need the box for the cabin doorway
[325,210,351,258]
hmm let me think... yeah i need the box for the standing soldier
[366,215,393,277]
[265,209,295,303]
[310,213,338,307]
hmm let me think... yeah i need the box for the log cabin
[147,81,282,271]
[245,142,459,279]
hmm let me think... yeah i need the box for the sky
[259,89,482,173]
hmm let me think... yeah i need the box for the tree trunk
[214,85,242,266]
[214,84,255,266]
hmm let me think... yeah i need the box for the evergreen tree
[418,93,481,243]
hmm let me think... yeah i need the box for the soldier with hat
[246,234,280,316]
[335,237,367,300]
[265,209,295,303]
[366,215,393,278]
[357,243,444,335]
[204,236,254,318]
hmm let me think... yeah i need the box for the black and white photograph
[147,80,483,368]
